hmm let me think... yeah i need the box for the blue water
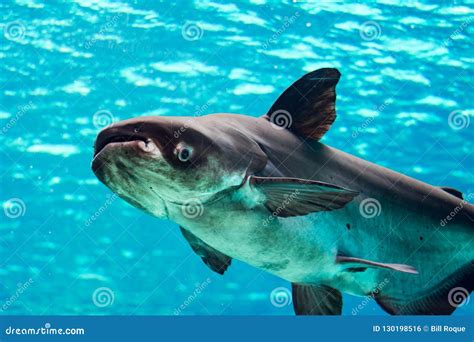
[0,1,472,315]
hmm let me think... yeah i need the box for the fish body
[92,69,473,315]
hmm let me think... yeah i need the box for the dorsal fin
[264,68,340,140]
[440,186,464,199]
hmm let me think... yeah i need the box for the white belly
[168,197,347,284]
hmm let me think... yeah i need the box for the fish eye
[177,145,193,162]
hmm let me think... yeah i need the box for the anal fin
[292,283,342,315]
[375,261,473,315]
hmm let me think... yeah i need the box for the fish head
[91,116,266,217]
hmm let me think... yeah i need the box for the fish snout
[91,121,163,175]
[93,123,151,157]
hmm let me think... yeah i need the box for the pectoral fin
[249,176,358,217]
[337,255,418,274]
[292,283,342,315]
[180,227,232,275]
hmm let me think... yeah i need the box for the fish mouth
[93,134,150,158]
[91,127,160,175]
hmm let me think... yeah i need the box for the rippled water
[0,1,472,315]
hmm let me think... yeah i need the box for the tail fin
[375,261,473,315]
